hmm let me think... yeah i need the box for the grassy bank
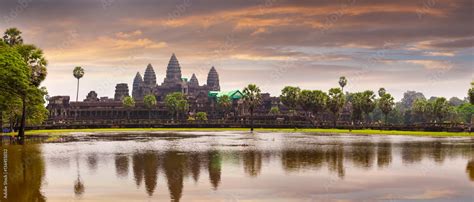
[2,127,472,137]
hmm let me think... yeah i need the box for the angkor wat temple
[47,54,279,122]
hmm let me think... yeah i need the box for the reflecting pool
[1,131,473,201]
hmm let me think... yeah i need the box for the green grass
[2,127,472,137]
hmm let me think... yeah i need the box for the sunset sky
[0,0,472,100]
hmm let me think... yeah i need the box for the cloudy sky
[0,0,472,100]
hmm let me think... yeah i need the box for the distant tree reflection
[377,142,392,168]
[326,145,345,178]
[281,149,325,172]
[467,160,474,181]
[243,150,262,177]
[349,143,375,169]
[74,154,85,198]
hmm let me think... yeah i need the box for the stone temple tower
[189,73,199,87]
[143,64,157,87]
[163,53,182,85]
[132,72,144,99]
[207,66,220,91]
[143,64,157,96]
[114,83,129,101]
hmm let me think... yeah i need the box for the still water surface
[1,131,474,201]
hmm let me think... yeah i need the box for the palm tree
[280,86,300,124]
[378,93,394,124]
[361,90,376,125]
[339,76,347,93]
[122,96,135,119]
[3,28,23,46]
[73,66,85,102]
[327,88,345,127]
[217,95,232,120]
[243,84,262,132]
[378,88,386,97]
[144,94,157,120]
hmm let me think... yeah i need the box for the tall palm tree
[339,76,347,93]
[327,88,345,127]
[73,66,84,102]
[3,28,23,46]
[242,84,261,132]
[144,94,157,120]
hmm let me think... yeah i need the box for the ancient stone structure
[130,53,221,102]
[47,53,255,122]
[114,83,129,101]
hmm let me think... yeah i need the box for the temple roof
[144,64,157,86]
[189,73,199,86]
[207,66,220,91]
[208,90,243,100]
[164,53,182,83]
[133,72,143,86]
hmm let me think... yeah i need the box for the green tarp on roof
[208,90,244,100]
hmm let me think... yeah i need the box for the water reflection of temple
[1,140,473,202]
[110,142,474,201]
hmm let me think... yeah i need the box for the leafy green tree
[280,86,300,112]
[195,112,208,121]
[165,92,188,120]
[298,90,316,119]
[456,103,474,124]
[339,76,347,93]
[432,97,450,122]
[144,94,157,119]
[243,84,261,132]
[122,96,135,119]
[378,93,395,124]
[123,96,135,108]
[3,28,23,46]
[15,44,47,86]
[350,92,364,124]
[269,106,280,115]
[297,90,328,122]
[73,66,85,102]
[412,98,428,123]
[217,95,232,119]
[361,90,376,124]
[0,43,29,131]
[5,30,48,138]
[311,90,328,122]
[327,88,345,127]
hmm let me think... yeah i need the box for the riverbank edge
[2,128,473,137]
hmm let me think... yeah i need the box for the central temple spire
[143,64,156,87]
[164,53,182,85]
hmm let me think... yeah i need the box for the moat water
[1,131,474,201]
